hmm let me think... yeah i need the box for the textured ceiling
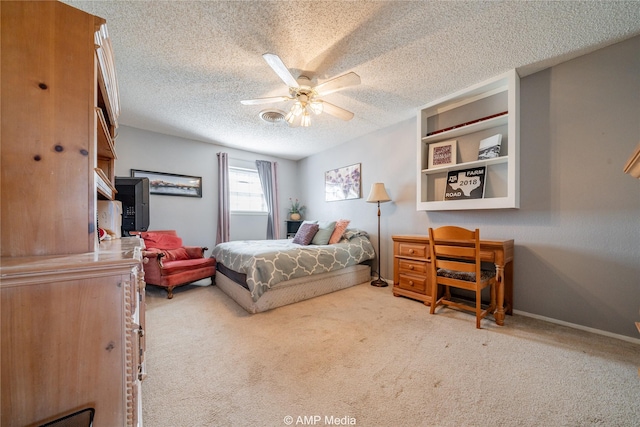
[64,1,640,160]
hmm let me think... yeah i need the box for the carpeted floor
[142,282,640,427]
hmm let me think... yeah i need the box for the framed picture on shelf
[478,134,503,160]
[324,163,361,201]
[131,169,202,198]
[428,140,457,169]
[444,166,486,200]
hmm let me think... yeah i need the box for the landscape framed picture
[428,140,457,169]
[131,169,202,198]
[324,163,361,201]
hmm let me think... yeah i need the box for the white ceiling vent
[259,109,286,124]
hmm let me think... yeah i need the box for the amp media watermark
[283,414,357,425]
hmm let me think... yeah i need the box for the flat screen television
[115,177,150,236]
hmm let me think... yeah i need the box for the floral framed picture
[428,140,457,169]
[131,169,202,198]
[325,163,361,201]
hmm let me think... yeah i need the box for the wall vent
[259,109,286,124]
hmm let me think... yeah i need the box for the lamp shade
[366,183,391,203]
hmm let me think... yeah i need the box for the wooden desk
[392,235,514,325]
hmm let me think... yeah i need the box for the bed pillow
[311,221,336,245]
[341,228,369,241]
[292,223,319,245]
[328,219,351,244]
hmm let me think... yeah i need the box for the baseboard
[514,310,640,345]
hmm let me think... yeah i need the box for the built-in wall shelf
[422,156,507,175]
[417,70,520,211]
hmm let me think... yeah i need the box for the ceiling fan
[241,53,360,127]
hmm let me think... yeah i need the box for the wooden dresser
[392,235,436,305]
[0,238,146,426]
[0,2,141,424]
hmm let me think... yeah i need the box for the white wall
[114,127,299,251]
[298,36,640,339]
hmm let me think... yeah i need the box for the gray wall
[116,36,639,339]
[114,126,299,250]
[299,35,640,339]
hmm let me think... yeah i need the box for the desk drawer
[397,273,427,293]
[398,259,429,275]
[397,242,428,259]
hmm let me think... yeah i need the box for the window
[229,167,267,213]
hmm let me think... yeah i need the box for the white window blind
[229,167,267,212]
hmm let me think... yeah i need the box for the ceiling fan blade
[240,96,291,105]
[321,101,355,121]
[315,72,361,96]
[263,53,299,88]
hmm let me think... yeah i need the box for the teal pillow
[311,221,337,245]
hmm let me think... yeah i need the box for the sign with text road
[444,166,486,200]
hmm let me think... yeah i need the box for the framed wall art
[325,163,361,201]
[131,169,202,198]
[428,140,457,169]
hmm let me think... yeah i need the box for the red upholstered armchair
[136,230,216,299]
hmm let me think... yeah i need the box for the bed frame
[214,264,371,313]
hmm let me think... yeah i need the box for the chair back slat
[437,259,475,272]
[434,244,476,259]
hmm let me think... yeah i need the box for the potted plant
[288,198,305,220]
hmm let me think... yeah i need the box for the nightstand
[285,220,302,238]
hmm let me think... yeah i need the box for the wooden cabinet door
[0,0,100,257]
[1,273,127,427]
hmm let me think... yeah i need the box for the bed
[211,229,375,313]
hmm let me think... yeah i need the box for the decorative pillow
[292,223,319,245]
[140,232,183,250]
[311,221,337,245]
[162,247,190,261]
[328,219,350,244]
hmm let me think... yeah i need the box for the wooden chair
[428,226,496,328]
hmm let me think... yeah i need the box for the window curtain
[216,152,230,245]
[255,160,280,239]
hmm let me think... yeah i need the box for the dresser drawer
[397,242,428,259]
[398,259,429,275]
[397,273,427,293]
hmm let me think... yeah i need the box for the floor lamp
[366,183,391,287]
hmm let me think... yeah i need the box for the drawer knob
[409,249,415,254]
[409,280,414,286]
[409,265,414,270]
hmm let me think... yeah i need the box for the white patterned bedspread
[211,229,375,302]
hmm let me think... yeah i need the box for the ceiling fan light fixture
[291,101,303,117]
[301,111,311,127]
[309,100,323,115]
[285,110,296,125]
